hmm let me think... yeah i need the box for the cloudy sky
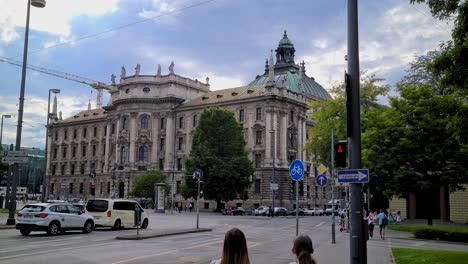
[0,0,452,149]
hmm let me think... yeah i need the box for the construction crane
[0,57,113,108]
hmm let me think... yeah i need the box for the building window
[111,124,115,134]
[159,159,164,170]
[72,147,76,158]
[69,183,74,194]
[160,118,165,129]
[62,147,67,158]
[92,145,96,156]
[177,158,182,170]
[179,116,184,129]
[299,181,304,196]
[122,118,128,130]
[55,131,58,141]
[290,110,294,123]
[143,87,150,93]
[80,164,85,174]
[193,115,198,127]
[53,148,57,159]
[141,116,149,129]
[160,138,165,151]
[61,164,65,175]
[107,182,111,194]
[104,126,107,137]
[64,130,68,140]
[83,128,87,138]
[103,143,106,155]
[71,164,75,174]
[254,179,261,194]
[322,187,326,198]
[256,107,262,120]
[239,109,245,122]
[255,131,262,145]
[315,186,318,198]
[178,137,183,151]
[51,183,55,194]
[176,181,181,194]
[52,165,56,175]
[93,127,97,137]
[91,163,95,170]
[120,146,127,163]
[73,129,77,139]
[82,145,86,157]
[307,185,310,198]
[289,155,295,164]
[289,133,295,147]
[79,183,84,194]
[255,154,262,168]
[100,182,103,194]
[139,146,148,162]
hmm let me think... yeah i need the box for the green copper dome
[278,30,294,47]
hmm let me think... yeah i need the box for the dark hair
[221,228,250,264]
[293,235,316,264]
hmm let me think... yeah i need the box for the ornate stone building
[47,32,333,209]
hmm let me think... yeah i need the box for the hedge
[414,228,468,243]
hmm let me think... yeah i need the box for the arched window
[139,146,148,162]
[120,146,127,163]
[122,117,128,130]
[140,116,149,129]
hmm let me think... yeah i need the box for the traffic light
[334,141,347,168]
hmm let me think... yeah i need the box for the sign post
[289,159,304,236]
[134,206,141,237]
[193,169,203,229]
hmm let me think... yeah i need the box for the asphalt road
[0,212,336,264]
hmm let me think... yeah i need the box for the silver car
[16,203,94,236]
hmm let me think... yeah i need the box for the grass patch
[392,248,468,264]
[388,224,468,234]
[388,225,468,243]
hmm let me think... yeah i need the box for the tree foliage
[131,170,167,198]
[185,107,254,209]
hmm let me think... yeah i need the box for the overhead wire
[7,0,218,60]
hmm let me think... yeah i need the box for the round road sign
[289,159,304,181]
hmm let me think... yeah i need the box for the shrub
[414,227,468,243]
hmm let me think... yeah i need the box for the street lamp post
[7,0,46,225]
[331,126,336,244]
[270,129,275,217]
[42,88,60,202]
[0,115,12,148]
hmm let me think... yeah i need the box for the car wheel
[262,213,266,216]
[141,219,148,229]
[83,220,94,234]
[20,228,31,236]
[48,222,60,236]
[112,219,122,230]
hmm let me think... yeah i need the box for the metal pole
[5,166,12,209]
[348,0,366,263]
[42,90,52,202]
[331,127,336,244]
[0,116,4,148]
[7,0,31,225]
[271,129,275,218]
[295,180,299,236]
[196,178,200,229]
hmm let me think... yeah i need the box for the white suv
[85,199,149,229]
[16,203,94,236]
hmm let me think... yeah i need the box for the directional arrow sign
[3,150,29,157]
[337,169,369,183]
[316,174,328,186]
[2,157,29,163]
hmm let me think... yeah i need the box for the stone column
[302,116,307,161]
[280,111,288,163]
[115,118,120,163]
[129,113,137,164]
[265,110,272,162]
[151,113,158,164]
[408,192,416,219]
[272,111,278,166]
[104,123,110,172]
[165,112,175,170]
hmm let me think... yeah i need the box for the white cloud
[0,0,121,45]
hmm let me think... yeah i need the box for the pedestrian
[290,234,316,264]
[178,202,183,213]
[377,209,388,240]
[396,211,401,224]
[189,202,193,212]
[269,206,273,217]
[210,228,250,264]
[367,211,375,239]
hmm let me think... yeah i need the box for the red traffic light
[334,141,348,168]
[337,145,344,153]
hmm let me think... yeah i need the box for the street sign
[1,156,29,163]
[3,150,29,156]
[318,164,327,174]
[90,171,96,179]
[316,174,328,186]
[337,169,369,183]
[193,169,203,179]
[289,159,304,181]
[270,182,279,191]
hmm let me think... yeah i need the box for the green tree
[131,170,167,198]
[185,107,254,211]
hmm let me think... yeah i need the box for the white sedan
[303,207,324,216]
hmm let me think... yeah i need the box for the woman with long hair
[291,234,316,264]
[211,228,250,264]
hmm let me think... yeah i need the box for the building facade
[47,32,336,209]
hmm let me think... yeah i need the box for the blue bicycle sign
[289,159,304,181]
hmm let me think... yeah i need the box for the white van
[85,199,149,229]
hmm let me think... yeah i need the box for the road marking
[315,221,326,227]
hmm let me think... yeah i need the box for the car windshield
[86,200,109,212]
[20,205,45,212]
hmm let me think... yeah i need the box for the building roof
[182,84,266,107]
[60,108,107,124]
[278,30,294,48]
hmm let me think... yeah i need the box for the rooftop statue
[157,64,161,76]
[135,64,140,76]
[206,76,210,84]
[169,61,175,74]
[120,66,126,79]
[111,74,116,85]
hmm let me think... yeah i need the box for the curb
[115,228,213,240]
[0,225,15,230]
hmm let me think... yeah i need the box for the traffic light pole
[331,127,336,244]
[196,178,200,229]
[348,0,366,263]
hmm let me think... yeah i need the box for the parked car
[16,202,94,236]
[85,199,149,230]
[72,203,85,212]
[288,208,305,216]
[232,207,246,216]
[221,208,232,215]
[274,207,289,216]
[245,207,257,215]
[254,206,270,216]
[303,207,324,216]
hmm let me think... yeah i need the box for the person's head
[380,209,384,213]
[221,228,250,264]
[292,235,315,264]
